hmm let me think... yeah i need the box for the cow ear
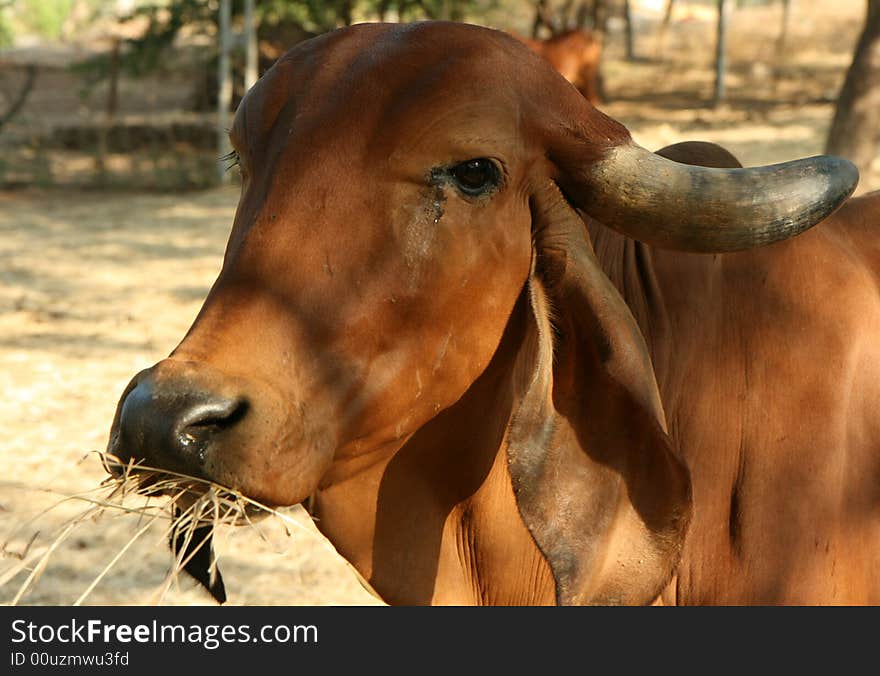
[506,180,691,605]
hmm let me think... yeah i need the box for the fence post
[244,0,258,91]
[714,0,728,107]
[217,0,232,184]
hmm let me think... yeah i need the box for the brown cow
[515,29,603,104]
[106,22,880,605]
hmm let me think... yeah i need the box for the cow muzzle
[106,358,336,507]
[107,361,249,482]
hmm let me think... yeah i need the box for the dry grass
[0,185,381,606]
[1,451,337,607]
[1,450,380,606]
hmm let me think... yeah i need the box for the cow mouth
[102,451,301,604]
[101,451,277,524]
[104,362,333,603]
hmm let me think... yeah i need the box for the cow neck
[310,289,556,605]
[586,220,720,404]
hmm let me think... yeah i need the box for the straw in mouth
[1,451,318,606]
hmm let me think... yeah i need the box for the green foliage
[74,0,500,105]
[74,0,215,99]
[0,15,11,48]
[17,0,75,39]
[260,0,352,32]
[126,0,214,76]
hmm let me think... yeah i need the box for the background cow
[515,29,604,104]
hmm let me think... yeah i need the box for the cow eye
[449,158,501,196]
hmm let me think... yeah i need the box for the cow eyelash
[220,150,240,172]
[430,158,504,199]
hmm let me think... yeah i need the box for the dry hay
[0,452,361,607]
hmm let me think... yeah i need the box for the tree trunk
[377,0,394,21]
[244,0,258,88]
[624,0,636,60]
[591,0,608,36]
[532,0,545,37]
[95,38,120,186]
[337,0,354,25]
[826,0,880,184]
[0,64,37,134]
[575,0,591,29]
[655,0,675,60]
[106,38,120,119]
[772,0,793,85]
[714,0,728,107]
[217,0,233,184]
[532,0,557,37]
[775,0,792,59]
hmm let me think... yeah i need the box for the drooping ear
[506,180,691,605]
[654,140,743,169]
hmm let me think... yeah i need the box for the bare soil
[0,186,382,605]
[0,1,875,606]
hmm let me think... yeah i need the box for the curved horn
[561,142,858,253]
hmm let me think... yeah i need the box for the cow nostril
[112,376,251,474]
[179,397,248,431]
[176,398,248,462]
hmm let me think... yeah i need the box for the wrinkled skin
[593,140,880,603]
[108,22,880,605]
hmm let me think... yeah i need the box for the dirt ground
[0,186,383,605]
[1,1,877,606]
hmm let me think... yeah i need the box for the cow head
[106,22,857,604]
